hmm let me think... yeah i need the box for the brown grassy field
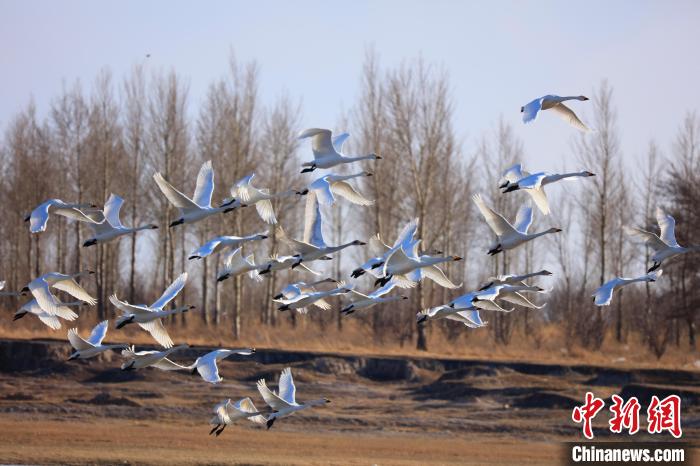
[0,334,698,465]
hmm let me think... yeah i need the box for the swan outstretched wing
[29,201,54,233]
[332,132,350,153]
[310,177,336,206]
[332,181,374,206]
[29,280,63,315]
[38,313,62,330]
[513,203,533,234]
[103,194,125,229]
[500,164,524,184]
[87,320,109,346]
[153,173,199,212]
[257,378,292,410]
[197,358,222,383]
[233,174,256,201]
[52,277,97,305]
[278,367,297,404]
[299,128,336,158]
[67,328,93,351]
[472,194,516,236]
[139,319,173,348]
[624,226,667,252]
[656,208,679,247]
[236,397,267,424]
[151,273,187,309]
[303,193,327,248]
[522,98,543,124]
[255,198,277,224]
[526,187,550,215]
[193,160,215,208]
[593,280,617,306]
[499,291,544,309]
[393,218,419,249]
[422,266,461,289]
[551,103,590,132]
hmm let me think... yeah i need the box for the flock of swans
[2,94,698,432]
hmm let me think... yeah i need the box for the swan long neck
[132,224,156,232]
[527,229,559,239]
[544,172,589,183]
[422,256,452,266]
[305,398,328,407]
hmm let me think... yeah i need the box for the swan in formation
[478,270,552,290]
[416,305,487,328]
[298,128,380,173]
[272,278,338,300]
[351,219,419,279]
[257,367,330,429]
[340,282,408,315]
[276,281,353,313]
[472,194,561,255]
[119,344,189,371]
[25,199,97,233]
[498,164,595,215]
[446,288,517,313]
[109,273,193,348]
[307,172,374,206]
[521,95,591,132]
[278,193,366,266]
[23,271,97,315]
[209,398,267,436]
[188,231,268,260]
[14,298,83,330]
[375,243,462,288]
[256,254,320,276]
[216,247,263,283]
[66,194,159,247]
[593,271,661,306]
[625,208,700,272]
[230,173,305,224]
[153,160,239,227]
[188,348,256,384]
[67,320,126,360]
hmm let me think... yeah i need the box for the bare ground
[0,339,698,465]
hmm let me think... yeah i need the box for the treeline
[0,52,697,356]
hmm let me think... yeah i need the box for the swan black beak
[350,268,365,278]
[217,274,230,282]
[24,215,30,222]
[417,315,427,324]
[300,166,316,174]
[188,255,200,260]
[21,286,29,293]
[169,219,184,227]
[82,239,97,248]
[273,293,283,300]
[13,313,26,321]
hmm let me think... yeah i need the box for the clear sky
[1,0,699,167]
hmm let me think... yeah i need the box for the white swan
[23,271,97,315]
[153,160,240,227]
[209,398,267,436]
[109,273,194,348]
[188,231,268,260]
[67,320,126,360]
[472,194,561,255]
[188,348,256,384]
[416,305,487,328]
[25,199,97,233]
[521,95,591,132]
[593,271,661,306]
[351,219,419,279]
[446,288,517,313]
[375,243,462,288]
[272,278,338,300]
[255,254,320,276]
[498,164,595,215]
[276,281,353,313]
[625,208,700,272]
[120,344,189,371]
[278,193,366,266]
[340,282,408,315]
[478,270,553,290]
[257,367,330,429]
[307,172,374,206]
[216,247,263,283]
[298,128,380,173]
[14,298,83,330]
[231,173,305,224]
[67,194,159,247]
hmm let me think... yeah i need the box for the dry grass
[1,308,697,371]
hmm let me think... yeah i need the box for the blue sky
[2,0,699,168]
